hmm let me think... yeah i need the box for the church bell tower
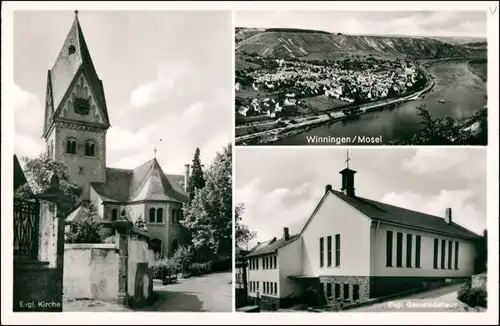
[42,11,111,200]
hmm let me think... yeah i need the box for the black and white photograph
[12,10,233,312]
[234,11,488,146]
[235,148,488,312]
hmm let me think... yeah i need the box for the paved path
[141,272,232,312]
[63,272,232,312]
[350,283,482,312]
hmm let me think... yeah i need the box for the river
[271,60,487,145]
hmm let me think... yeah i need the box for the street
[63,272,232,312]
[349,283,482,312]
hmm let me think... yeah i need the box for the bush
[65,218,102,243]
[458,280,487,308]
[152,258,180,280]
[186,262,213,276]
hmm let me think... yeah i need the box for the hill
[235,29,487,60]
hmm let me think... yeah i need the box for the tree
[186,148,206,203]
[182,144,232,259]
[65,204,102,243]
[235,203,256,248]
[475,229,488,274]
[391,105,479,145]
[16,153,82,208]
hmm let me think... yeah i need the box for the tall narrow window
[274,282,277,295]
[441,239,446,269]
[386,230,393,267]
[335,234,341,267]
[274,256,277,269]
[415,236,421,268]
[454,242,459,269]
[149,208,156,223]
[319,237,324,268]
[448,240,453,269]
[353,284,360,301]
[406,234,413,267]
[84,140,96,156]
[343,283,349,300]
[327,236,332,267]
[335,284,340,298]
[112,208,118,221]
[66,138,77,154]
[157,208,163,223]
[326,283,332,297]
[396,232,403,267]
[433,238,439,269]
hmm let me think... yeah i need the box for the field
[301,95,349,112]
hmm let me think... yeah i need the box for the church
[40,12,190,257]
[244,156,482,311]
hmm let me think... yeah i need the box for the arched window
[156,208,163,223]
[68,45,76,55]
[66,138,77,154]
[149,208,156,223]
[112,208,118,221]
[85,140,96,156]
[171,239,179,253]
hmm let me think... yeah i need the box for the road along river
[271,60,487,145]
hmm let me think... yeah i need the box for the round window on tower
[68,45,76,55]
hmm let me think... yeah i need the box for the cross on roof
[345,149,351,169]
[74,10,79,17]
[153,146,157,158]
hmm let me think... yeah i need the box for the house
[37,11,190,257]
[245,163,481,311]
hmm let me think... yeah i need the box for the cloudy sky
[13,10,232,174]
[235,148,487,248]
[236,11,487,38]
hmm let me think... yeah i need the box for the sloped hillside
[235,27,266,43]
[235,29,487,59]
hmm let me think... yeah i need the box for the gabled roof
[44,12,110,136]
[246,234,300,258]
[300,187,481,241]
[66,202,111,225]
[90,158,188,203]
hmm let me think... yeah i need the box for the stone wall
[320,275,370,303]
[126,231,155,307]
[260,295,280,311]
[471,272,487,290]
[63,243,119,301]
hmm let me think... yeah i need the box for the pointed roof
[90,158,188,203]
[66,201,111,225]
[44,11,109,136]
[14,155,29,193]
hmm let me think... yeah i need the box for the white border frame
[2,1,498,325]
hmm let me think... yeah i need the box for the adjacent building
[245,164,481,310]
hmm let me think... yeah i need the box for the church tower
[42,11,110,200]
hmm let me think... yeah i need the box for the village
[235,54,426,120]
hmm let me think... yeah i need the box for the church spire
[43,11,110,138]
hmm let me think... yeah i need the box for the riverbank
[236,62,435,146]
[236,57,486,146]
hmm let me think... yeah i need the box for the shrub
[458,280,487,308]
[186,262,213,276]
[65,218,102,243]
[152,258,180,280]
